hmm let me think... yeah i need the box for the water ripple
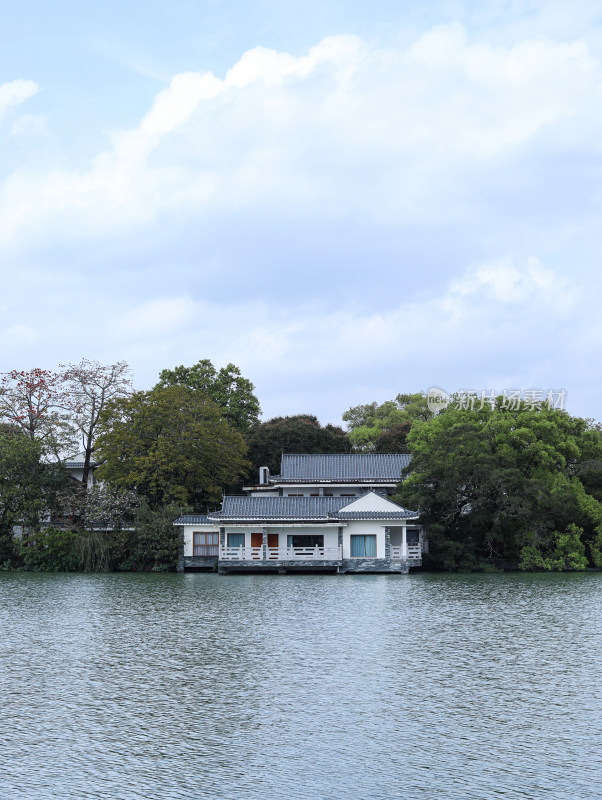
[0,572,600,799]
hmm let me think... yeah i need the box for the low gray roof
[335,511,417,520]
[207,495,417,522]
[173,514,216,526]
[273,453,411,483]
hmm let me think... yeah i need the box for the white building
[174,454,424,574]
[64,453,97,490]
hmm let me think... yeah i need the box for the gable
[338,492,406,514]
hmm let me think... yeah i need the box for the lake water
[0,572,601,800]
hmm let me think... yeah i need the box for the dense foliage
[0,427,70,564]
[395,400,602,571]
[14,501,185,573]
[95,385,249,507]
[343,393,432,452]
[157,358,261,433]
[246,414,351,476]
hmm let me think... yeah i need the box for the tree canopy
[395,400,602,570]
[343,392,433,452]
[246,414,351,476]
[157,359,260,433]
[95,385,249,508]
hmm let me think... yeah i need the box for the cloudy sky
[1,0,601,423]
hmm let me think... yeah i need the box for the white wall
[342,520,387,559]
[182,524,220,556]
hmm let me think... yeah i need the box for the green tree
[18,527,80,572]
[519,524,589,571]
[111,500,185,572]
[246,414,351,476]
[157,359,260,433]
[395,400,602,570]
[0,426,70,563]
[343,392,433,451]
[589,524,602,567]
[95,385,249,507]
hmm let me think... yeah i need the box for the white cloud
[0,80,39,120]
[0,28,601,421]
[451,256,575,307]
[109,297,196,338]
[1,27,601,246]
[112,257,577,415]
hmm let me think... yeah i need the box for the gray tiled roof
[274,453,411,483]
[173,514,216,526]
[335,510,417,520]
[64,456,98,469]
[207,495,417,522]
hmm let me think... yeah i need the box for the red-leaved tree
[0,368,72,456]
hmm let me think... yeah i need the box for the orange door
[251,532,263,558]
[268,533,279,559]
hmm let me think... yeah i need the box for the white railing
[220,546,263,561]
[267,546,342,561]
[390,544,422,560]
[220,544,420,562]
[219,545,343,562]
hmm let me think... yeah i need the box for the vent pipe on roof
[259,466,270,485]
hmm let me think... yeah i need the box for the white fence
[219,544,422,561]
[390,544,422,560]
[219,546,263,561]
[219,546,343,562]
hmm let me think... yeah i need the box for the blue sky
[1,0,602,422]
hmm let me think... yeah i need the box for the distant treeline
[1,359,601,572]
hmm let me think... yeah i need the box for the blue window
[350,535,377,557]
[228,533,245,548]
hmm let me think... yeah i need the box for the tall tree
[157,359,261,433]
[343,392,433,452]
[95,385,249,507]
[60,359,133,489]
[246,414,351,476]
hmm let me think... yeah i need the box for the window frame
[349,534,377,558]
[227,533,246,548]
[193,531,219,556]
